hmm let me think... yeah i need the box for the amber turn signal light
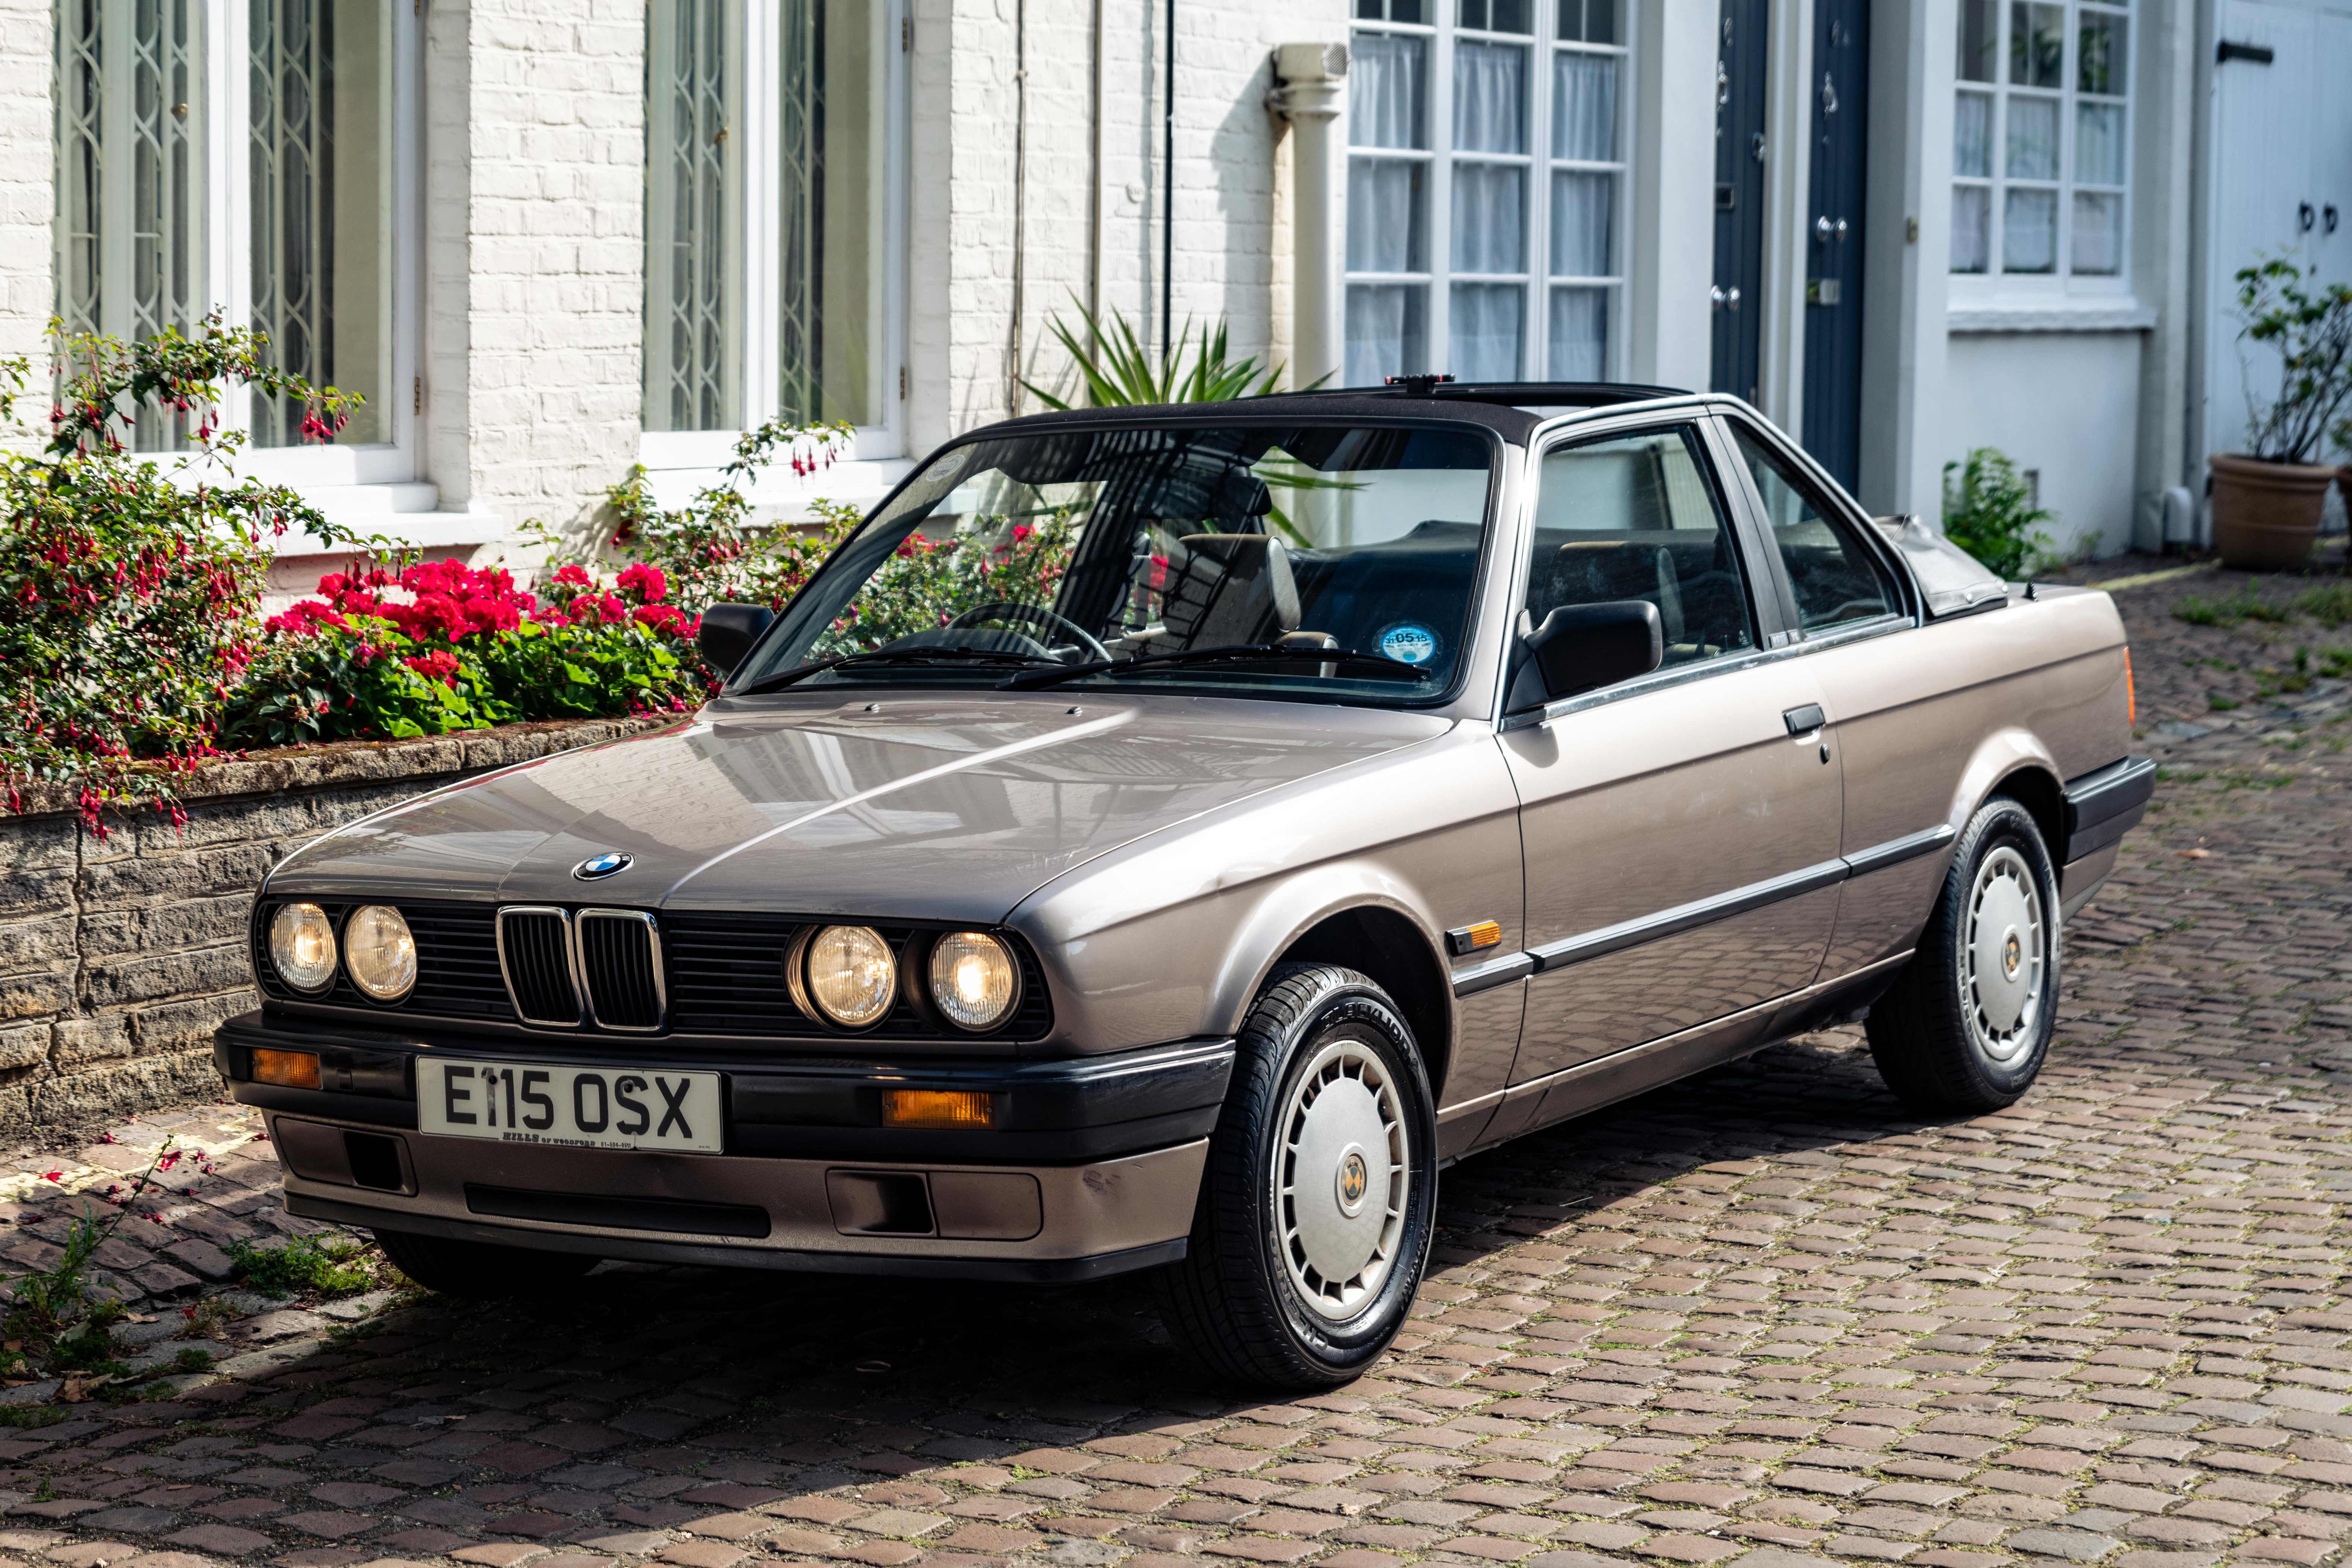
[252,1049,320,1090]
[881,1089,993,1128]
[2124,647,2136,727]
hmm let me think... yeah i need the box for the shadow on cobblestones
[0,559,2346,1568]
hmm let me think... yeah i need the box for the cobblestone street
[0,563,2346,1568]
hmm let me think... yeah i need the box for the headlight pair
[267,903,417,1002]
[789,925,1021,1033]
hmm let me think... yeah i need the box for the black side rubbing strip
[2064,755,2156,862]
[1459,822,1966,991]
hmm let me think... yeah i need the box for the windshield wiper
[1001,643,1430,691]
[736,646,1063,696]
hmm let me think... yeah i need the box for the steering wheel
[947,601,1111,661]
[1811,598,1890,626]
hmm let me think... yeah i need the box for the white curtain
[1550,170,1613,277]
[2004,187,2057,271]
[1347,284,1426,387]
[1953,91,1992,179]
[1452,40,1527,154]
[1452,164,1524,272]
[1347,158,1425,273]
[1350,32,1427,149]
[1548,287,1607,379]
[1552,53,1617,162]
[2005,96,2058,179]
[2073,191,2122,274]
[1951,185,1990,272]
[1451,284,1523,380]
[2076,102,2125,186]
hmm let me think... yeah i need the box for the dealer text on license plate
[417,1060,724,1153]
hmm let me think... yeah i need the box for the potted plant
[2214,257,2352,570]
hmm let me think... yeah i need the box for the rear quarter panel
[1811,586,2131,975]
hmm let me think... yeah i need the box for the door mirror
[1507,600,1665,711]
[699,602,775,677]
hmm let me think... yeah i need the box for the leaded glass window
[646,0,742,433]
[249,0,395,446]
[52,0,206,449]
[778,1,888,427]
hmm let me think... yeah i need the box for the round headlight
[344,905,417,1001]
[268,903,338,994]
[801,925,897,1028]
[929,932,1020,1031]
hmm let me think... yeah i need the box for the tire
[1867,796,2062,1112]
[372,1228,601,1298]
[1152,964,1438,1390]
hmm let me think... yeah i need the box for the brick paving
[0,560,2346,1568]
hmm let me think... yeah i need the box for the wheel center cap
[1335,1148,1370,1215]
[2003,929,2022,979]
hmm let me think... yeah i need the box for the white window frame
[639,0,911,476]
[222,0,425,491]
[51,0,421,487]
[1344,0,1635,383]
[1948,0,2133,303]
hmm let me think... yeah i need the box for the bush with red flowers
[219,556,705,747]
[0,318,356,826]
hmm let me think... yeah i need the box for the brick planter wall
[0,717,671,1137]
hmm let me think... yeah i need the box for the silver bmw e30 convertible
[217,381,2154,1389]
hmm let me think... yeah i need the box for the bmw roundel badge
[572,852,633,881]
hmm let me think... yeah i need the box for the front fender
[1006,725,1524,1080]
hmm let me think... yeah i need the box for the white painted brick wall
[0,0,53,451]
[414,0,643,552]
[909,0,1344,455]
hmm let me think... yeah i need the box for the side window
[1528,425,1758,669]
[1730,424,1901,633]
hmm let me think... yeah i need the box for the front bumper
[218,1010,1227,1281]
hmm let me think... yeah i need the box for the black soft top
[955,381,1692,448]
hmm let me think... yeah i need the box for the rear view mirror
[1507,600,1665,711]
[699,602,775,677]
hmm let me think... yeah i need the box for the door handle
[2302,201,2318,232]
[2331,204,2341,234]
[1783,704,1826,735]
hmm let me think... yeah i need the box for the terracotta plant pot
[2211,452,2332,571]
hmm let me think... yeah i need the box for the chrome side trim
[1528,856,1850,971]
[494,906,584,1030]
[576,908,667,1034]
[1450,951,1536,999]
[1500,612,1912,732]
[1842,822,1958,877]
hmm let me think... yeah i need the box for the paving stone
[159,1529,267,1557]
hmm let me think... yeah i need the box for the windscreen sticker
[1377,622,1441,665]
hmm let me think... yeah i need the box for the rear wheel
[1152,964,1437,1390]
[372,1229,601,1298]
[1867,796,2061,1112]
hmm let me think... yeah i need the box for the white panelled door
[2203,0,2352,463]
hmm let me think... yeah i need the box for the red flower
[616,563,667,604]
[403,650,464,688]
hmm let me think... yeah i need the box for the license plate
[417,1060,725,1154]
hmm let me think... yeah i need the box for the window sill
[267,484,507,559]
[1946,300,2156,333]
[637,456,917,526]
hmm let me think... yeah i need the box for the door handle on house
[2302,201,2318,232]
[2330,204,2341,234]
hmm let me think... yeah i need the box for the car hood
[267,694,1454,922]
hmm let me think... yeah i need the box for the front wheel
[1867,796,2062,1112]
[1152,964,1437,1390]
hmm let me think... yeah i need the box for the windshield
[731,423,1496,703]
